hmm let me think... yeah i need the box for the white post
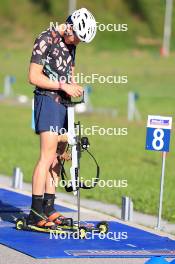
[121,196,129,221]
[128,92,141,121]
[162,0,173,56]
[4,76,12,97]
[19,171,23,190]
[68,0,76,15]
[12,167,23,190]
[128,92,135,121]
[121,196,133,221]
[157,152,166,230]
[68,106,78,195]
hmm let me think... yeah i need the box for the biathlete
[27,8,97,231]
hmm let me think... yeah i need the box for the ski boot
[16,209,66,234]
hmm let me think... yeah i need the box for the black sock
[43,193,55,215]
[31,194,43,215]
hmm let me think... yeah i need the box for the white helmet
[67,8,97,43]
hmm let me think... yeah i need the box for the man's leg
[43,140,68,217]
[31,131,58,222]
[45,139,68,193]
[32,131,58,194]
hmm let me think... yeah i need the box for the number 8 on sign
[152,129,164,151]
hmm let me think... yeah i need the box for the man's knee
[40,153,57,169]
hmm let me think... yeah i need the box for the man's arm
[29,63,61,90]
[29,63,83,97]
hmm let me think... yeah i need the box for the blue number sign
[145,115,172,152]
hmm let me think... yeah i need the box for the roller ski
[45,211,109,239]
[46,209,109,238]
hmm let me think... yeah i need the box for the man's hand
[61,83,83,97]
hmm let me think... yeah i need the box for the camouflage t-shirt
[30,28,76,85]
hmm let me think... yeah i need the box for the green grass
[1,0,175,51]
[1,49,175,221]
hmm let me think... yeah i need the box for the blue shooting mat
[0,221,175,258]
[0,188,175,259]
[0,188,75,213]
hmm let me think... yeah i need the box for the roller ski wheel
[74,226,88,239]
[96,221,109,234]
[16,218,27,230]
[79,226,88,239]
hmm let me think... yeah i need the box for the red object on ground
[160,47,168,56]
